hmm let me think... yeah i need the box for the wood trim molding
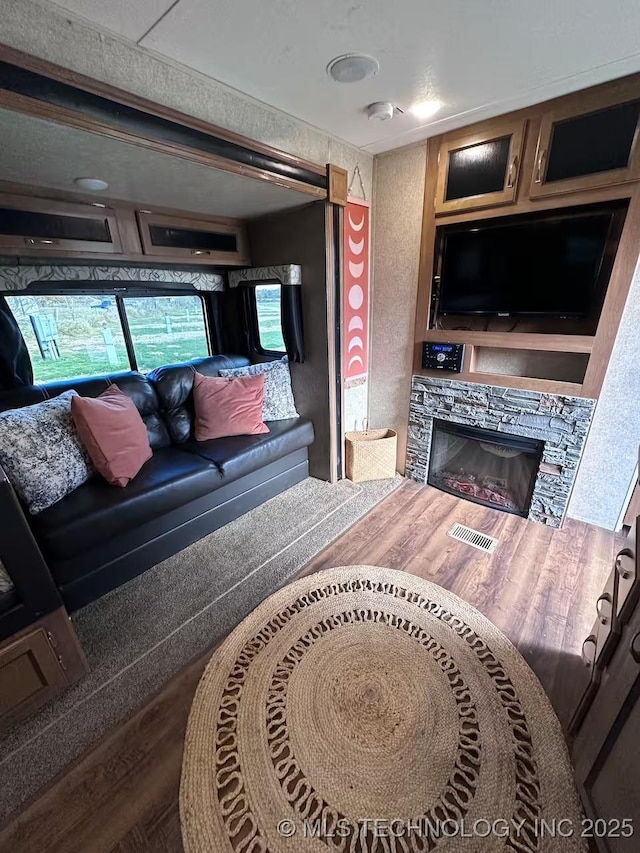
[423,329,595,353]
[327,165,348,206]
[412,139,439,373]
[326,202,340,482]
[582,191,640,397]
[0,44,327,178]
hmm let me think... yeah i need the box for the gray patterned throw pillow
[0,560,13,593]
[218,357,299,421]
[0,390,94,514]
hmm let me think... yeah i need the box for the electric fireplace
[427,419,544,517]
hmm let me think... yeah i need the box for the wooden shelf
[416,368,585,397]
[422,329,595,353]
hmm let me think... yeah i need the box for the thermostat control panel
[422,342,465,372]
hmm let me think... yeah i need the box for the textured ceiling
[44,0,640,153]
[0,110,312,218]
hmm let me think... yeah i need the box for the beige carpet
[181,565,586,853]
[0,477,399,822]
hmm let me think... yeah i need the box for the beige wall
[369,144,427,472]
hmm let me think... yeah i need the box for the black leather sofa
[0,355,314,613]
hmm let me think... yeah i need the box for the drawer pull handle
[24,237,59,245]
[191,249,211,256]
[506,155,519,188]
[616,548,634,580]
[535,149,547,184]
[631,632,640,664]
[582,635,597,667]
[596,593,612,624]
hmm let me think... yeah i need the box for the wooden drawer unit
[569,566,622,735]
[616,518,638,623]
[137,211,250,265]
[530,81,640,199]
[572,598,640,850]
[435,119,526,215]
[0,194,124,255]
[0,608,87,733]
[594,567,621,669]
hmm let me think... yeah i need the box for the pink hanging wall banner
[343,198,370,381]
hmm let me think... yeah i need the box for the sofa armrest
[0,464,62,621]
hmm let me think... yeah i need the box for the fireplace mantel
[406,375,596,527]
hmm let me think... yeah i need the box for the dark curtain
[281,286,305,363]
[0,296,33,390]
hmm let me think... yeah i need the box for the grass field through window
[8,290,287,383]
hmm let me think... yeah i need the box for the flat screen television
[436,204,627,317]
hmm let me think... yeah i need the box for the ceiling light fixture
[73,177,109,191]
[410,100,443,120]
[327,54,379,84]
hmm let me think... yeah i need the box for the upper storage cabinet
[531,85,640,198]
[137,211,250,266]
[435,119,526,214]
[0,195,123,255]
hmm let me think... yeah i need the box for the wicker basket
[345,423,397,482]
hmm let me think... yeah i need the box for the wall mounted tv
[436,203,627,318]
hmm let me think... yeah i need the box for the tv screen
[437,206,624,317]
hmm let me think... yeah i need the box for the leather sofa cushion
[149,355,251,444]
[180,417,314,485]
[0,371,170,451]
[31,448,222,567]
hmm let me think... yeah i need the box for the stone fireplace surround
[406,376,596,527]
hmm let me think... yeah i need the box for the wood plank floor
[0,482,622,852]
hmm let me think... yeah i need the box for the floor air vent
[447,523,499,554]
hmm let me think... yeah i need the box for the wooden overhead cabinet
[435,119,526,214]
[136,211,250,265]
[0,194,123,255]
[530,84,640,198]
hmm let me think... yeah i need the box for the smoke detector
[367,102,395,121]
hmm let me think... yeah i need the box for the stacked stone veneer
[406,376,596,527]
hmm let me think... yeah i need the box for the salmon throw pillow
[71,385,152,487]
[193,372,269,441]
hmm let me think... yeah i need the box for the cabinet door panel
[531,82,640,198]
[436,120,525,214]
[445,136,512,201]
[545,101,640,183]
[137,211,250,265]
[0,195,123,255]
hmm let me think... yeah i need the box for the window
[9,294,130,383]
[8,293,210,383]
[121,295,209,373]
[254,285,285,353]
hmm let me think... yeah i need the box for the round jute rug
[180,566,586,852]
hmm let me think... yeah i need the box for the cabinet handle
[596,593,612,625]
[616,548,634,580]
[631,632,640,664]
[24,237,59,246]
[506,154,519,188]
[191,249,211,256]
[581,635,597,667]
[535,149,547,184]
